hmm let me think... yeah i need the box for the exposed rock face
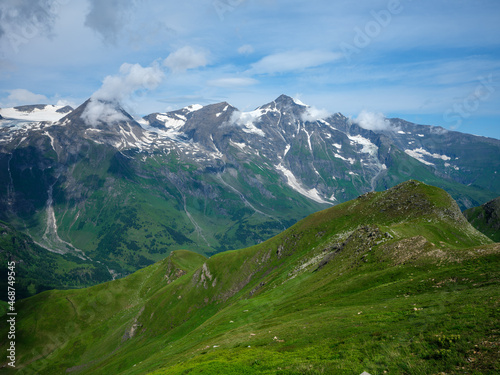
[122,306,145,342]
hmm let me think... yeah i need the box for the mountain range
[1,180,498,374]
[0,95,499,286]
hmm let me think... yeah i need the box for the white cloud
[354,110,393,131]
[301,106,331,122]
[81,98,127,127]
[249,50,342,74]
[6,89,48,105]
[207,77,258,88]
[55,99,76,108]
[163,46,208,73]
[229,110,266,136]
[238,44,254,55]
[92,62,165,102]
[82,60,165,127]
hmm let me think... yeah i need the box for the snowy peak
[55,98,151,151]
[142,101,237,141]
[275,94,306,107]
[183,101,236,129]
[259,94,308,115]
[178,102,238,152]
[60,98,138,128]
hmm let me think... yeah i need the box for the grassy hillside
[464,197,500,242]
[1,181,498,374]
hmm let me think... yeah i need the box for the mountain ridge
[464,196,500,242]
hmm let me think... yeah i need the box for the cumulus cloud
[301,106,331,122]
[354,110,394,131]
[207,77,258,88]
[82,61,165,126]
[238,44,254,55]
[92,62,165,102]
[163,46,208,73]
[249,50,342,74]
[55,98,76,108]
[231,110,258,125]
[6,89,48,105]
[85,0,135,44]
[229,110,266,136]
[81,98,128,127]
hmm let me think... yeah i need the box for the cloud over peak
[354,110,393,131]
[83,61,165,127]
[81,98,128,127]
[301,106,331,122]
[92,62,165,102]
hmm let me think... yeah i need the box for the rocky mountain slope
[464,196,500,242]
[0,95,499,279]
[1,181,498,374]
[0,221,109,300]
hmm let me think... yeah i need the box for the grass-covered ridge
[1,180,498,374]
[464,196,500,242]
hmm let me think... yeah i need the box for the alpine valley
[0,95,499,294]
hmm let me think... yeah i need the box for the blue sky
[1,0,499,139]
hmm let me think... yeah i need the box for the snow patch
[333,153,355,164]
[405,148,452,166]
[303,128,313,152]
[276,163,330,204]
[156,114,186,130]
[0,105,70,122]
[185,104,203,112]
[404,149,435,166]
[292,97,307,106]
[347,134,378,156]
[283,144,291,157]
[231,140,247,150]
